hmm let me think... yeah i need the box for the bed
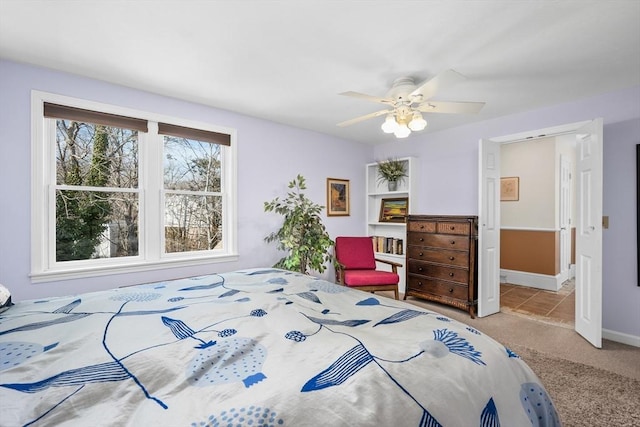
[0,268,560,426]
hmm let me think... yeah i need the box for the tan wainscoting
[500,229,559,276]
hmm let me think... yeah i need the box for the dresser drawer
[437,221,470,235]
[407,221,436,233]
[406,246,470,268]
[408,260,469,285]
[407,233,470,250]
[406,275,469,301]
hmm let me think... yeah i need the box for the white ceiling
[1,1,639,144]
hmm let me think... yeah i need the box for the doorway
[478,119,603,347]
[498,135,575,326]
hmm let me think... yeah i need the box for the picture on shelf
[379,197,409,223]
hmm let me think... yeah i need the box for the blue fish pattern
[520,382,560,426]
[187,337,267,388]
[0,341,58,371]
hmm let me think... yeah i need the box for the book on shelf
[370,236,403,255]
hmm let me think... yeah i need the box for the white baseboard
[603,328,640,348]
[500,269,564,291]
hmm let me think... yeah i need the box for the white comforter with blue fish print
[0,268,560,426]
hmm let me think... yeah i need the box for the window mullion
[55,185,140,193]
[142,122,162,262]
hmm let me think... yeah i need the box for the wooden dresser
[404,215,479,318]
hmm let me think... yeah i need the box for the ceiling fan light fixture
[381,115,398,133]
[394,123,411,138]
[408,112,427,131]
[338,69,485,139]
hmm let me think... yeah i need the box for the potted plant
[264,174,334,275]
[377,158,408,191]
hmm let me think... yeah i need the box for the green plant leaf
[264,175,334,274]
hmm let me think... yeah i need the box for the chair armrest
[335,261,346,284]
[374,258,403,268]
[375,258,403,274]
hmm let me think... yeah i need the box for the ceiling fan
[337,69,485,138]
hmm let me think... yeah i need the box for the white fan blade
[410,69,466,101]
[416,101,485,114]
[339,91,395,106]
[337,109,392,127]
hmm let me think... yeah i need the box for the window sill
[30,253,239,283]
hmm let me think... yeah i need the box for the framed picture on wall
[500,177,519,201]
[327,178,350,216]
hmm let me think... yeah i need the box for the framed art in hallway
[500,176,519,201]
[327,178,350,216]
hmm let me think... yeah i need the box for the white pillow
[0,284,12,313]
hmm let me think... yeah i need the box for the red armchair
[334,236,401,300]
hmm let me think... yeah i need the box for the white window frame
[30,91,238,282]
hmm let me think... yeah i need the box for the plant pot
[388,180,398,191]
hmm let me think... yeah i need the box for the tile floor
[500,280,575,327]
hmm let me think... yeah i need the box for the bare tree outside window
[55,120,139,261]
[163,136,222,253]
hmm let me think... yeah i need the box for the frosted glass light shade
[394,124,411,138]
[408,113,427,131]
[381,115,398,133]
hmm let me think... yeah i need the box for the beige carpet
[514,345,640,427]
[378,293,640,426]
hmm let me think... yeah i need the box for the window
[159,123,228,254]
[31,92,237,281]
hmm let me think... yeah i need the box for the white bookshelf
[365,157,417,295]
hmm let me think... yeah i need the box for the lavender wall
[0,59,369,301]
[374,86,640,340]
[1,58,638,342]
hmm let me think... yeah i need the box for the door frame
[478,119,602,346]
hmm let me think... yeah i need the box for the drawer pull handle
[450,240,455,245]
[451,226,455,230]
[449,256,455,261]
[448,288,454,293]
[418,282,423,286]
[449,272,454,277]
[419,252,424,257]
[420,225,424,229]
[418,267,423,272]
[419,238,424,242]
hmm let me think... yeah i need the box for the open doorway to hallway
[498,135,576,326]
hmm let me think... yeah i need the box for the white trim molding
[603,329,640,348]
[500,269,564,291]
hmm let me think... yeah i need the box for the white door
[574,118,603,348]
[478,139,501,317]
[559,155,572,282]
